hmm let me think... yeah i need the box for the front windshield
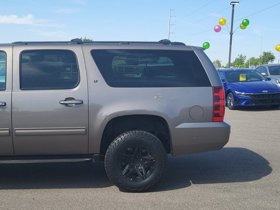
[225,71,265,83]
[268,66,280,75]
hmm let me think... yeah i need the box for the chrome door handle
[0,101,6,107]
[59,98,83,106]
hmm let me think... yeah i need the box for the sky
[0,0,280,65]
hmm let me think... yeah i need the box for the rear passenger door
[12,45,89,155]
[0,47,13,155]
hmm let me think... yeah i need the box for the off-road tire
[105,130,167,192]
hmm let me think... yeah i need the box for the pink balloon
[214,25,221,32]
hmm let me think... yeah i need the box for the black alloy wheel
[105,130,167,192]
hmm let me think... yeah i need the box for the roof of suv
[0,39,201,50]
[1,39,183,46]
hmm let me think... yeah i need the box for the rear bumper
[171,122,230,155]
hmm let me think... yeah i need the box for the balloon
[242,19,250,26]
[202,42,210,50]
[275,44,280,52]
[240,23,247,30]
[214,25,221,32]
[219,18,227,26]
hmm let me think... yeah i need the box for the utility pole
[228,1,239,67]
[168,9,174,40]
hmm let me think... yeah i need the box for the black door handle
[59,98,83,107]
[0,101,6,107]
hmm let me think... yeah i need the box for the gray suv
[255,64,280,86]
[0,39,230,191]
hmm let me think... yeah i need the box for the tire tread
[105,130,167,192]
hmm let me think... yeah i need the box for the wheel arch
[100,115,172,155]
[225,89,233,96]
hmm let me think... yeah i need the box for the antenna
[168,9,175,40]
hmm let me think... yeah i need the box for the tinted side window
[268,66,280,76]
[91,50,210,87]
[20,50,79,90]
[217,71,225,81]
[0,51,6,91]
[256,66,268,76]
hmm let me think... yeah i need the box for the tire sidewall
[105,131,167,191]
[227,92,236,110]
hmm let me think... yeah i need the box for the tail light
[212,86,225,122]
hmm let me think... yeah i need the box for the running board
[0,158,92,164]
[0,155,103,164]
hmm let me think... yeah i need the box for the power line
[190,0,213,13]
[178,0,218,36]
[238,1,280,20]
[183,6,231,36]
[187,28,212,37]
[196,7,231,24]
[184,0,214,19]
[187,1,280,38]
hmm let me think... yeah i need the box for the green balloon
[242,19,250,26]
[203,42,210,49]
[240,23,247,30]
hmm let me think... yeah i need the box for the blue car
[217,69,280,109]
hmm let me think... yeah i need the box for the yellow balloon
[219,18,226,26]
[275,44,280,52]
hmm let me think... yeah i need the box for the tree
[232,54,246,68]
[259,51,275,64]
[81,37,93,42]
[245,57,260,68]
[212,59,222,68]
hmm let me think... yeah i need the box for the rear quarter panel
[82,45,215,154]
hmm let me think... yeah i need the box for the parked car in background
[255,64,280,87]
[217,68,280,109]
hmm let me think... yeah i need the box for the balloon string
[233,26,240,34]
[225,24,230,34]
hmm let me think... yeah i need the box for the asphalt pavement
[0,107,279,210]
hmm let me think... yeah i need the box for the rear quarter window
[91,50,210,87]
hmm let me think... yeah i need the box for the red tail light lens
[212,86,225,122]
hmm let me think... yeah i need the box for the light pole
[228,1,239,67]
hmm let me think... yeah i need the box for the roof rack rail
[12,41,29,45]
[12,39,84,45]
[158,39,185,46]
[159,39,171,45]
[11,39,186,46]
[172,41,186,46]
[70,38,83,44]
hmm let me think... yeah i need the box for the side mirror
[221,79,227,83]
[265,77,271,81]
